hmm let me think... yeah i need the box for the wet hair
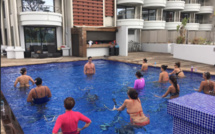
[88,56,92,60]
[20,68,26,75]
[64,97,75,110]
[161,65,168,71]
[169,75,179,93]
[136,71,143,78]
[204,72,211,79]
[127,88,138,100]
[35,77,42,86]
[143,58,147,63]
[175,62,181,68]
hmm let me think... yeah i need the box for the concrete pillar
[4,0,14,58]
[13,0,24,59]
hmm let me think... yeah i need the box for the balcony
[117,19,144,29]
[117,0,144,6]
[197,6,214,14]
[19,5,62,26]
[164,1,185,10]
[143,21,166,30]
[182,4,201,12]
[166,22,181,30]
[185,23,199,31]
[199,24,212,31]
[143,0,166,8]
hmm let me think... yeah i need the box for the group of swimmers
[13,57,215,134]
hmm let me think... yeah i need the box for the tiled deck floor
[1,52,215,133]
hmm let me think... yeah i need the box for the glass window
[24,27,56,52]
[142,9,156,21]
[164,11,174,22]
[22,0,54,12]
[128,30,135,35]
[117,6,135,19]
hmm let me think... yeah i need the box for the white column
[4,0,14,58]
[13,0,24,59]
[62,0,65,46]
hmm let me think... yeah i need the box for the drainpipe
[0,0,6,47]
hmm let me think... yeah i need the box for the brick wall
[105,0,114,17]
[73,0,103,26]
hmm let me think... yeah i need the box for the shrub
[192,37,206,45]
[176,36,185,44]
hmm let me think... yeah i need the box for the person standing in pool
[158,65,169,83]
[27,77,52,104]
[84,56,96,75]
[134,71,145,90]
[14,68,35,88]
[155,75,180,99]
[141,58,148,71]
[113,89,150,126]
[195,72,215,95]
[52,97,91,134]
[169,62,185,77]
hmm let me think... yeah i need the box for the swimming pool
[1,60,214,134]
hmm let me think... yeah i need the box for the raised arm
[195,81,204,92]
[117,100,127,111]
[14,77,19,87]
[169,69,176,75]
[162,87,171,98]
[29,76,35,86]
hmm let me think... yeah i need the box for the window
[22,0,54,12]
[128,30,135,35]
[163,11,174,22]
[117,6,135,19]
[142,9,156,21]
[196,15,203,24]
[24,27,56,52]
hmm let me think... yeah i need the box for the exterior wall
[87,47,109,57]
[142,43,171,53]
[141,30,168,43]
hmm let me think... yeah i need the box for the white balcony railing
[165,22,182,30]
[199,24,213,31]
[117,19,144,29]
[185,23,200,30]
[143,21,166,29]
[20,12,62,26]
[182,3,201,12]
[143,0,166,8]
[164,1,185,10]
[197,6,214,14]
[117,0,144,5]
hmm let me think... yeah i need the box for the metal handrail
[20,5,61,13]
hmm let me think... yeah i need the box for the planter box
[173,44,215,65]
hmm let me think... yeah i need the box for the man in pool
[52,97,91,134]
[84,56,95,75]
[195,72,215,95]
[14,68,34,88]
[141,58,148,71]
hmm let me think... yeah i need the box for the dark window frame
[24,26,57,52]
[142,9,157,21]
[21,0,55,12]
[117,6,135,19]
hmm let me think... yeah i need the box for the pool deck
[1,52,215,75]
[1,52,215,133]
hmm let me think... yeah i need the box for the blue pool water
[1,60,214,134]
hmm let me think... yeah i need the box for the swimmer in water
[169,62,185,78]
[158,65,169,83]
[134,71,145,90]
[141,58,148,71]
[84,56,95,75]
[155,75,180,99]
[195,72,215,95]
[113,89,150,126]
[27,77,52,104]
[14,68,34,88]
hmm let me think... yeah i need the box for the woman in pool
[195,72,215,95]
[52,97,91,134]
[158,65,169,83]
[155,75,180,99]
[113,89,150,126]
[169,62,185,77]
[141,58,148,71]
[14,68,35,88]
[27,77,52,104]
[134,71,145,90]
